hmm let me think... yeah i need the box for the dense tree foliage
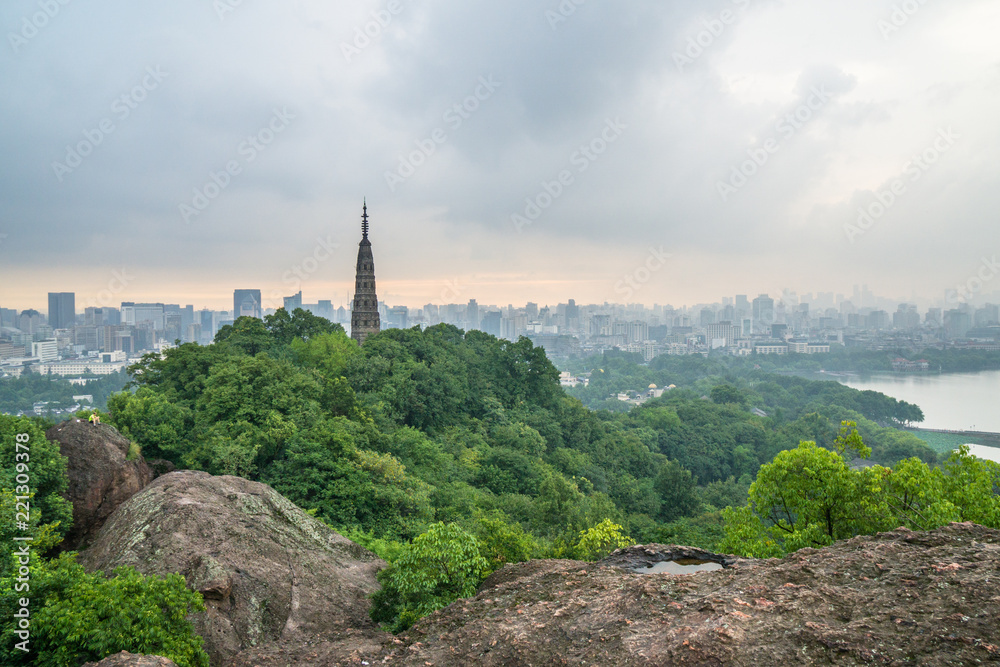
[27,560,207,667]
[567,352,926,428]
[0,416,73,543]
[0,371,127,415]
[720,424,1000,558]
[0,415,209,666]
[370,522,489,633]
[563,347,1000,377]
[109,314,959,552]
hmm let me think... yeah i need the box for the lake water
[832,370,1000,432]
[966,444,1000,464]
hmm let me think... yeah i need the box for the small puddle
[631,559,723,575]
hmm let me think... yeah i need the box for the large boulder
[82,652,177,667]
[79,471,387,666]
[46,419,153,550]
[341,522,999,666]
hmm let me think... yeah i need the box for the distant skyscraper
[314,300,334,320]
[481,311,502,338]
[283,291,303,312]
[752,294,775,330]
[351,202,380,345]
[466,299,480,331]
[735,294,750,316]
[233,289,262,319]
[19,309,43,334]
[565,299,580,329]
[199,309,215,342]
[181,305,195,331]
[120,302,166,330]
[387,305,408,330]
[47,292,75,330]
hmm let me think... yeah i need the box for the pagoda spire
[362,198,369,239]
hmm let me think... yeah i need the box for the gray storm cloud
[0,0,997,308]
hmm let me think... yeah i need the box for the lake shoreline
[904,427,1000,454]
[824,369,1000,433]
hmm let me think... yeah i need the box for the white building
[788,340,832,354]
[31,339,59,362]
[34,360,127,376]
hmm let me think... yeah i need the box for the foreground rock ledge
[234,523,1000,666]
[82,652,177,667]
[79,470,385,666]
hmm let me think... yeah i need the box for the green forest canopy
[108,311,940,548]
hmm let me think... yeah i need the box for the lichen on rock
[79,470,386,666]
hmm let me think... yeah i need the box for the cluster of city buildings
[3,210,998,379]
[3,286,997,383]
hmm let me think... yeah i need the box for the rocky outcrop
[147,458,177,478]
[79,471,386,667]
[82,652,177,667]
[400,523,1000,666]
[246,522,1000,666]
[46,419,153,550]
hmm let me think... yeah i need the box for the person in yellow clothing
[88,412,101,427]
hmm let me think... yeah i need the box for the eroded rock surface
[82,652,177,667]
[249,523,1000,666]
[46,419,153,550]
[79,471,386,666]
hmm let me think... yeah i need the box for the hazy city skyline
[2,1,999,310]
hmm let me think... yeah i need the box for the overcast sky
[1,0,999,312]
